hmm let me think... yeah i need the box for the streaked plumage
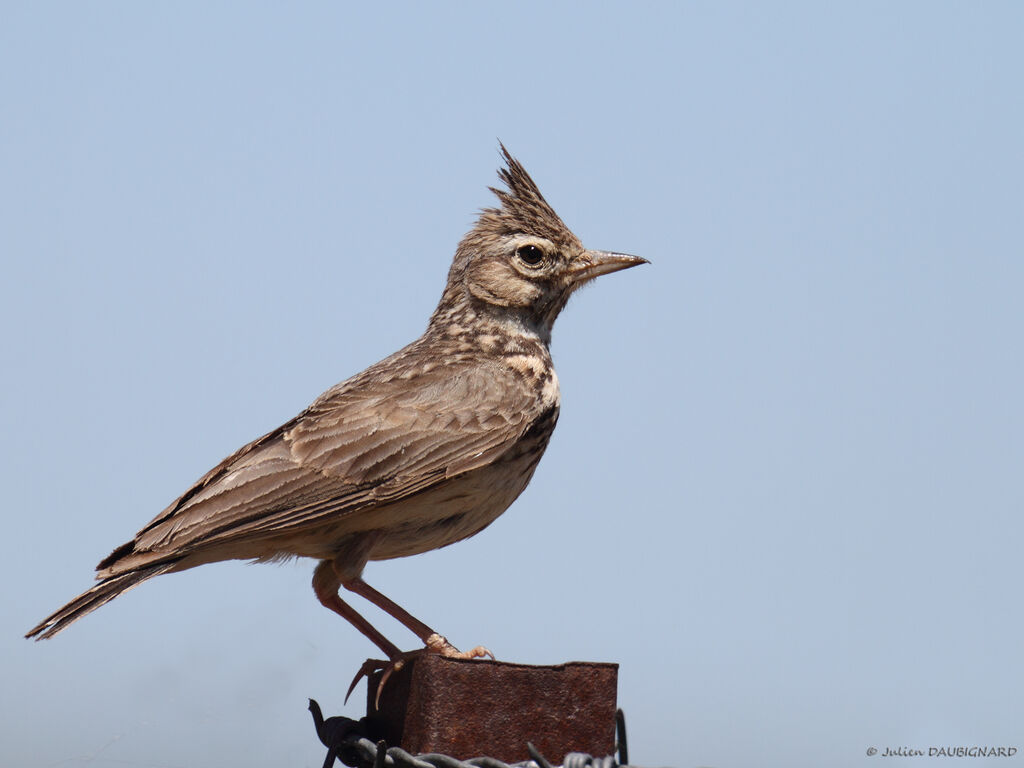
[27,146,646,657]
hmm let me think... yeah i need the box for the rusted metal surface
[365,655,618,763]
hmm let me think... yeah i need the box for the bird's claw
[345,653,416,710]
[347,638,495,709]
[345,658,390,705]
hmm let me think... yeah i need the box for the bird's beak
[569,250,649,283]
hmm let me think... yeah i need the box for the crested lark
[27,146,646,662]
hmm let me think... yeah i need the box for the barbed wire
[309,700,631,768]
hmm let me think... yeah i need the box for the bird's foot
[345,658,390,705]
[346,635,494,708]
[424,632,494,661]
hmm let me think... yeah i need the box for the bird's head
[433,145,646,342]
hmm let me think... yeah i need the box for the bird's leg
[315,558,412,705]
[343,576,493,661]
[340,576,494,708]
[315,555,493,706]
[312,560,402,659]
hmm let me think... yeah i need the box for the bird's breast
[365,405,559,562]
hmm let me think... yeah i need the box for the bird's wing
[288,360,544,483]
[105,359,548,572]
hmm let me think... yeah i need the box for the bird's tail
[25,562,176,640]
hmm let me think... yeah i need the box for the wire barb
[615,709,628,766]
[527,743,554,768]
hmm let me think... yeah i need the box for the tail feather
[26,563,176,640]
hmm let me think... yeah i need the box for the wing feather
[102,358,547,574]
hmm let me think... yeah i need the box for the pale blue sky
[3,4,1023,768]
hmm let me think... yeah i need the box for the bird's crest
[470,144,578,249]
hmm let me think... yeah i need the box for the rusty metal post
[365,656,618,763]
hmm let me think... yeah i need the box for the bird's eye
[516,244,545,266]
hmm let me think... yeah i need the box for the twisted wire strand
[310,702,632,768]
[344,737,626,768]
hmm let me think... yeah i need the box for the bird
[26,145,647,667]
